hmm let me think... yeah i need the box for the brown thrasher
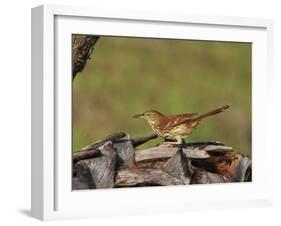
[133,105,230,146]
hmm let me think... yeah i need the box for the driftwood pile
[72,132,251,189]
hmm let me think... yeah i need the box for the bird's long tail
[193,105,230,121]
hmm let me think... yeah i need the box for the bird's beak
[133,113,144,119]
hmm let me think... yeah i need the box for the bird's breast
[147,122,165,136]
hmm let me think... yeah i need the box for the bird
[133,105,230,146]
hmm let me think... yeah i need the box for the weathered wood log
[191,151,251,182]
[72,176,90,190]
[203,145,233,152]
[244,165,252,182]
[234,155,252,182]
[115,168,184,187]
[135,145,210,162]
[113,140,135,168]
[74,142,117,189]
[72,131,251,189]
[184,141,225,147]
[73,149,101,164]
[79,132,126,152]
[131,132,158,147]
[133,159,168,170]
[163,149,193,184]
[135,142,233,163]
[191,169,233,184]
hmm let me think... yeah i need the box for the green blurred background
[73,36,251,157]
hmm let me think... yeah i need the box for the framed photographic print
[31,4,274,221]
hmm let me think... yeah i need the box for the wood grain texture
[135,145,210,162]
[113,139,135,168]
[74,142,117,189]
[72,132,251,189]
[73,149,101,164]
[78,132,126,152]
[131,132,158,147]
[191,169,233,184]
[115,168,184,187]
[163,149,193,184]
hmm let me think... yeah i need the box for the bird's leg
[180,138,186,149]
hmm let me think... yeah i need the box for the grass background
[73,36,251,156]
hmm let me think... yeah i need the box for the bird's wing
[174,113,198,118]
[161,113,198,130]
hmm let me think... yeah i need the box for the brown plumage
[133,105,230,146]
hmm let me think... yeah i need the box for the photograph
[72,34,252,190]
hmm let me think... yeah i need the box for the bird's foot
[161,142,178,148]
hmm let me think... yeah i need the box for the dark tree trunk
[72,35,99,79]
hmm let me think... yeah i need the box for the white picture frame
[31,4,274,221]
